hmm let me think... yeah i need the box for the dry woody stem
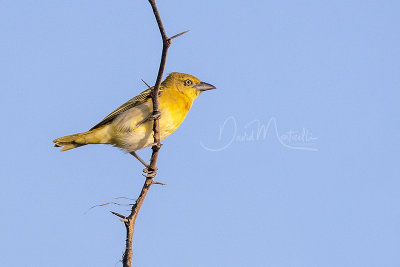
[114,1,188,267]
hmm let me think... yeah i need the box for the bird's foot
[143,167,158,178]
[149,142,163,149]
[135,111,161,128]
[149,110,161,120]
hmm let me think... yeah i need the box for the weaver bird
[53,72,216,162]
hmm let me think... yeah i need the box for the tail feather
[54,142,85,152]
[53,127,110,151]
[53,131,91,151]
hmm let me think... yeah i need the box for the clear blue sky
[1,0,399,266]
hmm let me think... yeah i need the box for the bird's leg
[135,111,162,128]
[130,151,158,178]
[132,111,161,178]
[130,151,149,168]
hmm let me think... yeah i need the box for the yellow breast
[158,88,193,139]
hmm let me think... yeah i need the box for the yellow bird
[53,72,215,155]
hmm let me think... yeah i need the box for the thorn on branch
[168,30,189,41]
[110,211,127,220]
[141,79,151,89]
[152,181,166,186]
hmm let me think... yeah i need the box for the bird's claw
[143,167,158,178]
[150,142,163,149]
[135,111,162,128]
[150,111,161,120]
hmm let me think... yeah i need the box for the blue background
[1,0,399,266]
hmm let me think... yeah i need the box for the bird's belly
[114,127,154,152]
[111,106,188,152]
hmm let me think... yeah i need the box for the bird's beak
[193,82,216,92]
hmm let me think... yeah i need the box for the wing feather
[90,87,161,130]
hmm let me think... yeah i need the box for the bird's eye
[184,79,193,86]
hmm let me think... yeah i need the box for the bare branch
[120,1,186,267]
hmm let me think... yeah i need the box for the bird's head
[162,72,216,100]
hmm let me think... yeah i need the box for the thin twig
[84,201,132,214]
[120,1,187,267]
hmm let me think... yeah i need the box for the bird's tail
[53,127,110,152]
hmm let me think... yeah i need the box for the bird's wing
[90,87,161,130]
